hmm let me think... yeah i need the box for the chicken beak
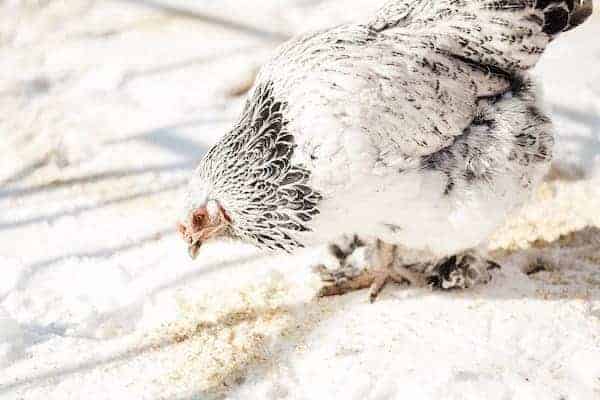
[188,242,201,260]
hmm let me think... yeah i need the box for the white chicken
[179,0,593,300]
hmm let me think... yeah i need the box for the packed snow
[1,1,599,399]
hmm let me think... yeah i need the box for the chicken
[178,0,593,300]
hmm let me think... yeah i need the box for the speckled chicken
[178,0,593,300]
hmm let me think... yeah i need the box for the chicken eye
[192,211,206,229]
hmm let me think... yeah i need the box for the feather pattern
[195,82,322,251]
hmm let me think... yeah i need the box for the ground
[0,1,599,399]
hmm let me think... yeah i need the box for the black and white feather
[190,82,322,251]
[184,0,592,255]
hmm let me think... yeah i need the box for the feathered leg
[314,236,425,302]
[424,251,500,290]
[314,239,500,300]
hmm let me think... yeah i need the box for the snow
[1,1,599,399]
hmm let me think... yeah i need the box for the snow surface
[1,1,599,399]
